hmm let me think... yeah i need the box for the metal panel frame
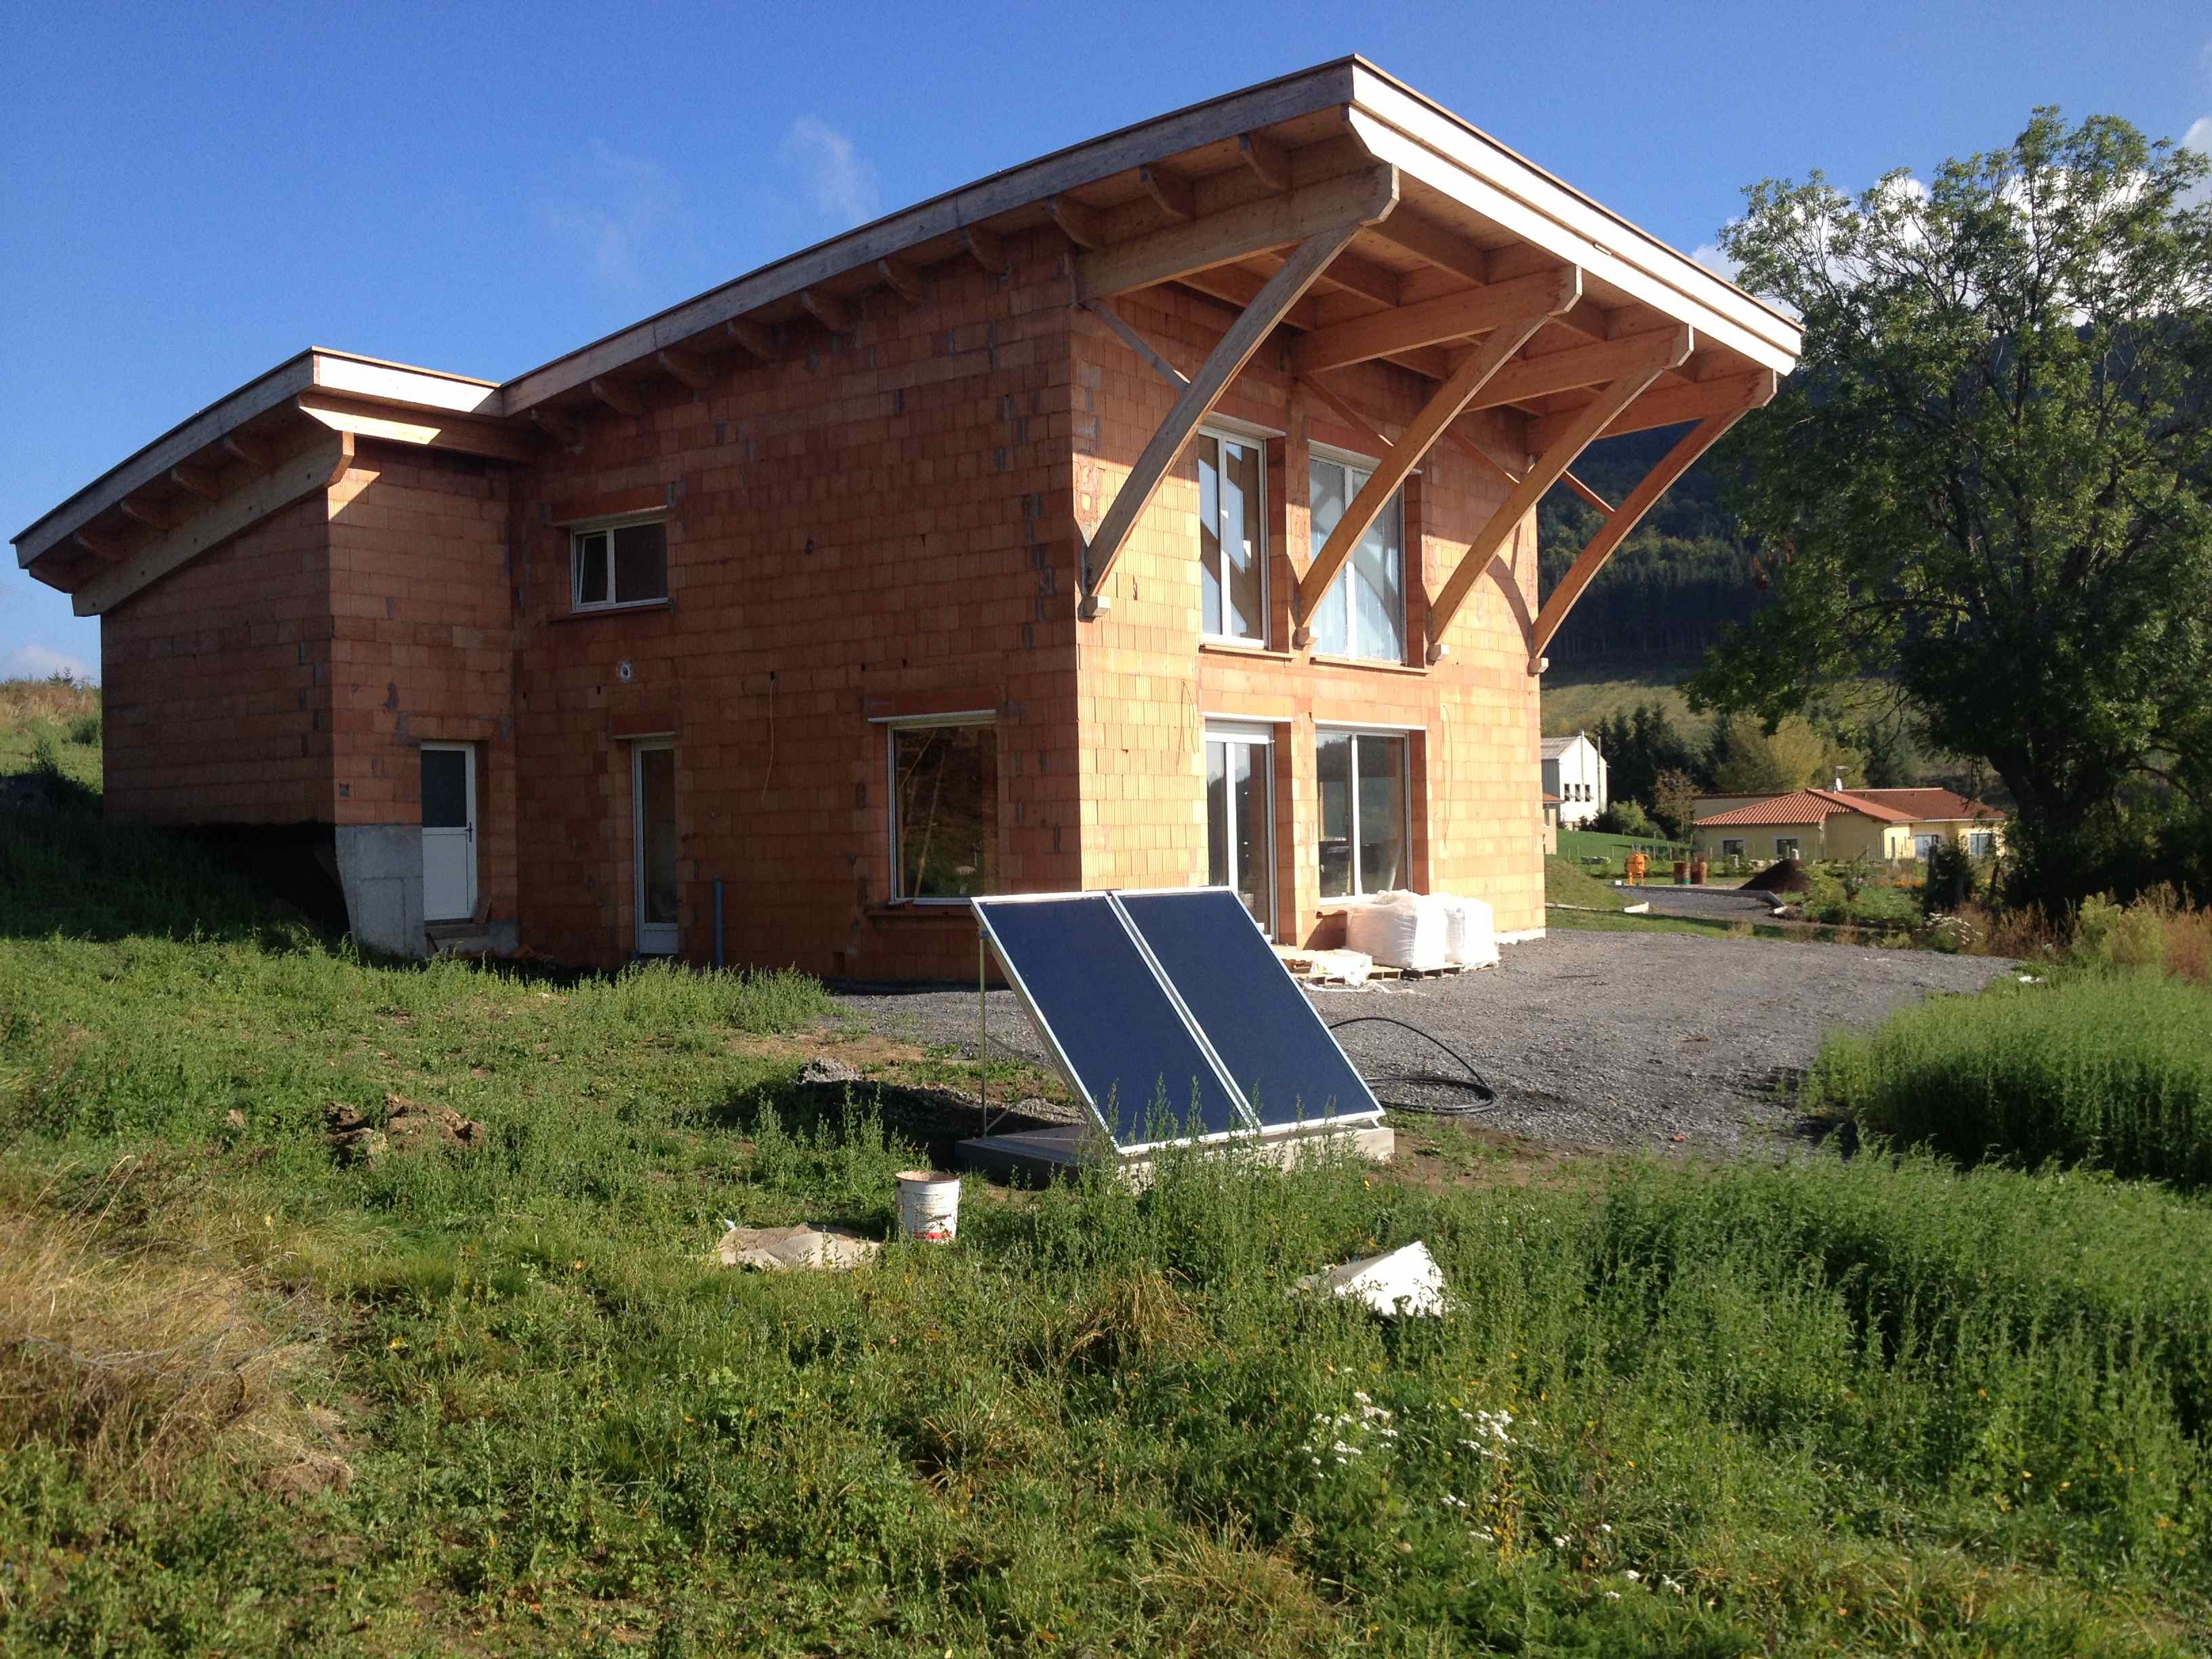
[969,892,1256,1155]
[1112,885,1385,1128]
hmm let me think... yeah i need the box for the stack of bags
[1343,890,1498,972]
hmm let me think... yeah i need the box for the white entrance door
[420,744,476,921]
[1204,722,1276,935]
[632,742,679,956]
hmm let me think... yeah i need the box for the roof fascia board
[499,62,1362,414]
[1343,72,1801,373]
[14,349,501,570]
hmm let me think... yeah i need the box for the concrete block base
[956,1120,1395,1189]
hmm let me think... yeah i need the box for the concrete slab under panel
[955,1120,1394,1189]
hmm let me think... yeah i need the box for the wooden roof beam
[72,527,127,562]
[1049,195,1106,249]
[799,288,857,334]
[1313,247,1401,308]
[589,376,642,417]
[1425,327,1692,661]
[1081,220,1368,618]
[656,348,714,392]
[875,255,930,304]
[723,317,779,362]
[117,495,177,533]
[1294,279,1576,633]
[1139,163,1197,220]
[1457,327,1697,414]
[167,462,226,501]
[222,432,274,472]
[962,224,1010,277]
[1291,266,1582,375]
[1528,367,1778,451]
[1237,131,1292,192]
[1368,212,1491,287]
[298,392,543,463]
[1082,302,1188,391]
[1075,164,1398,301]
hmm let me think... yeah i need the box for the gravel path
[834,933,2019,1160]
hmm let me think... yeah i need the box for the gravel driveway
[834,933,2018,1160]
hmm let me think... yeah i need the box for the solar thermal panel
[1113,888,1382,1129]
[970,893,1249,1148]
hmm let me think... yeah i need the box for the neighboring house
[1540,791,1561,855]
[1692,785,2005,864]
[1540,731,1607,827]
[13,59,1798,978]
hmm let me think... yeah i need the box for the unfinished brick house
[14,60,1799,979]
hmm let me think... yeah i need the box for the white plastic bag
[1345,891,1450,971]
[1434,893,1498,969]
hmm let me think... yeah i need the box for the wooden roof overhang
[18,58,1799,651]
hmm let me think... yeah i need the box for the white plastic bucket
[895,1170,961,1242]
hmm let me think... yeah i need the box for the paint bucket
[895,1170,961,1243]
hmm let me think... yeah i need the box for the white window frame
[1317,726,1414,903]
[631,739,678,956]
[1307,446,1408,663]
[1967,830,1996,858]
[1204,720,1277,937]
[571,511,670,613]
[886,713,998,905]
[1194,426,1269,646]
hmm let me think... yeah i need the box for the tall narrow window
[1308,454,1405,661]
[1195,430,1265,642]
[1317,729,1411,899]
[890,719,998,900]
[632,742,678,955]
[572,516,669,611]
[1205,724,1275,933]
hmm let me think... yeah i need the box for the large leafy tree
[1691,110,2212,901]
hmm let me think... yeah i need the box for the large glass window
[573,517,668,611]
[890,720,998,900]
[1205,725,1275,934]
[1317,730,1410,899]
[1195,430,1265,642]
[1308,454,1405,661]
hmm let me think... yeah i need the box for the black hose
[1326,1014,1498,1117]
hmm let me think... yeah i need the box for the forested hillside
[1534,423,1757,672]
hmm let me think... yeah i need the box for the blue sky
[5,0,2208,681]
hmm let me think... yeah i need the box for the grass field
[4,698,2211,1654]
[1537,665,1703,739]
[1555,827,1689,877]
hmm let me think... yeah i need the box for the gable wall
[504,230,1082,976]
[1070,284,1548,942]
[99,491,335,824]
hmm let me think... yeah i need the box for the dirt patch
[324,1094,486,1165]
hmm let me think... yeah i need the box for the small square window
[571,517,668,610]
[1721,838,1746,859]
[1775,836,1801,860]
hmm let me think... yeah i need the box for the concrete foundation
[335,823,426,958]
[956,1120,1395,1189]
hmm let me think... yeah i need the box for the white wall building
[1541,732,1608,828]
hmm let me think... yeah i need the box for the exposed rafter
[167,462,225,501]
[1295,283,1574,633]
[1080,221,1369,619]
[1139,163,1196,220]
[529,407,586,450]
[1367,211,1489,286]
[297,392,543,463]
[1075,165,1398,301]
[589,376,642,417]
[1454,327,1697,414]
[117,495,176,533]
[72,527,126,563]
[875,256,930,304]
[1425,327,1693,660]
[1291,266,1580,375]
[962,224,1010,276]
[723,317,779,363]
[1237,131,1292,192]
[799,288,857,334]
[656,348,714,392]
[1529,395,1769,660]
[1528,367,1777,451]
[222,432,274,472]
[1048,196,1105,249]
[75,434,354,617]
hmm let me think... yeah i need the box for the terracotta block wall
[325,441,518,922]
[100,491,335,823]
[505,230,1082,977]
[1071,285,1547,941]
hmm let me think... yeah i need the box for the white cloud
[781,115,882,228]
[539,142,681,288]
[3,642,96,683]
[2184,116,2212,207]
[1690,241,1739,283]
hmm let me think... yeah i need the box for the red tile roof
[1839,787,2005,821]
[1694,788,1910,828]
[1542,792,1562,804]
